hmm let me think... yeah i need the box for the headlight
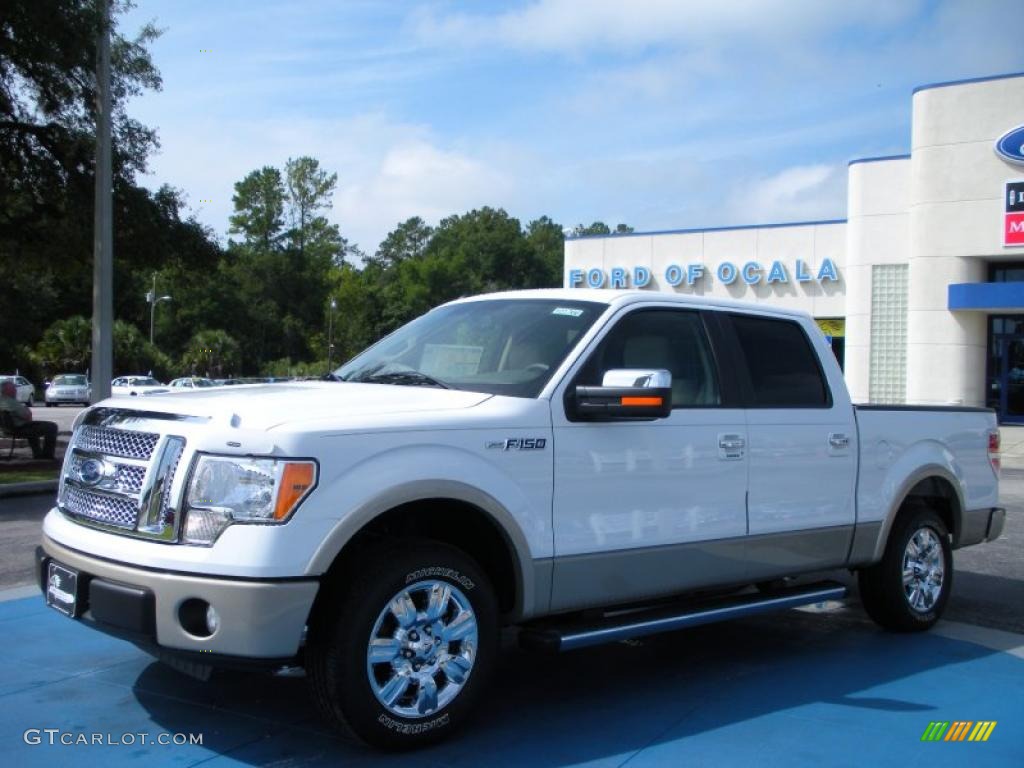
[183,455,317,545]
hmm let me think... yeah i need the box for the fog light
[206,604,220,634]
[179,598,216,638]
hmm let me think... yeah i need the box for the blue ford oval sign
[995,124,1024,166]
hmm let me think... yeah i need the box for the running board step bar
[519,581,847,652]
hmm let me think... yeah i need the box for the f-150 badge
[486,438,547,451]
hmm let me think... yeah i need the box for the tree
[30,316,92,374]
[181,330,241,378]
[572,221,633,236]
[285,156,338,259]
[368,217,433,269]
[228,167,286,249]
[526,216,565,287]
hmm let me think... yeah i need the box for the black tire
[858,505,952,632]
[45,401,52,408]
[27,395,34,407]
[307,539,498,749]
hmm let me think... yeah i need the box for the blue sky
[120,0,1024,254]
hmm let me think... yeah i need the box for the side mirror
[572,369,673,421]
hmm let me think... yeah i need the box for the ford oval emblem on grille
[78,458,105,486]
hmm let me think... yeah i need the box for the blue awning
[948,282,1024,311]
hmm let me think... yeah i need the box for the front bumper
[39,534,319,663]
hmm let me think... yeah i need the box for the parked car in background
[111,376,169,397]
[213,378,244,386]
[168,377,216,390]
[0,375,36,406]
[44,374,90,406]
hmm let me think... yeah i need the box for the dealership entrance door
[987,316,1024,423]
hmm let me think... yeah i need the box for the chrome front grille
[74,425,159,459]
[63,486,138,528]
[59,420,186,541]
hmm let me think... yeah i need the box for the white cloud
[727,163,847,223]
[412,0,923,54]
[135,108,518,254]
[335,139,514,250]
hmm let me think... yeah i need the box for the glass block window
[869,264,908,403]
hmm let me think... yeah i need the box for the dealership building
[563,72,1024,422]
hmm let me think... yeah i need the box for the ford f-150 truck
[38,289,1005,748]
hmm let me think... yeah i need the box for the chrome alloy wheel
[366,580,478,719]
[902,527,945,613]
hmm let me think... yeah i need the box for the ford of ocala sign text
[995,124,1024,166]
[568,258,839,289]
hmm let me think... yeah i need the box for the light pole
[147,273,172,345]
[327,297,337,372]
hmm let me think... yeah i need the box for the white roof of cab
[447,288,812,320]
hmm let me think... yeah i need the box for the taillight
[988,430,1001,477]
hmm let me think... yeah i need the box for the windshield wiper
[357,371,451,389]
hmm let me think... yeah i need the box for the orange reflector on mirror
[274,462,316,520]
[621,396,662,406]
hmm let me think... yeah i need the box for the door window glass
[729,314,830,407]
[576,310,720,407]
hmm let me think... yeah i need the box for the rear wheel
[307,540,497,749]
[858,505,952,632]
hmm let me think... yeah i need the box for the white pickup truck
[38,289,1004,748]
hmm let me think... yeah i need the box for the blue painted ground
[0,594,1021,767]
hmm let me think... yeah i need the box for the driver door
[550,307,749,611]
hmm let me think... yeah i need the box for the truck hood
[99,381,493,431]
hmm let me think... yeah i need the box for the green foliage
[30,316,92,373]
[229,167,285,248]
[0,0,620,384]
[572,221,634,236]
[180,329,241,378]
[28,316,169,379]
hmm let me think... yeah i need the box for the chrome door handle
[718,434,745,460]
[829,433,850,450]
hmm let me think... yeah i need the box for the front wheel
[307,540,497,749]
[858,505,952,632]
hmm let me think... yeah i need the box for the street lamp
[327,297,337,372]
[147,273,172,345]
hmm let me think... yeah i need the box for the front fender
[304,443,547,619]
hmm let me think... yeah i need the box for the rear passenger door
[718,312,857,577]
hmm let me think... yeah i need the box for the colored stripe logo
[921,721,996,742]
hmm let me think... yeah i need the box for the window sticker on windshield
[552,307,584,317]
[421,344,484,378]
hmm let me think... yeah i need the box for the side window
[576,310,721,407]
[729,314,830,407]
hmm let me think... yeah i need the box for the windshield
[54,375,87,386]
[335,299,605,398]
[194,378,215,387]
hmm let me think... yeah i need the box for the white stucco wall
[845,157,911,403]
[907,75,1024,405]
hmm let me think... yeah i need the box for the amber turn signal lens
[620,396,663,406]
[273,462,316,520]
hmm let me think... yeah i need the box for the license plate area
[46,561,79,617]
